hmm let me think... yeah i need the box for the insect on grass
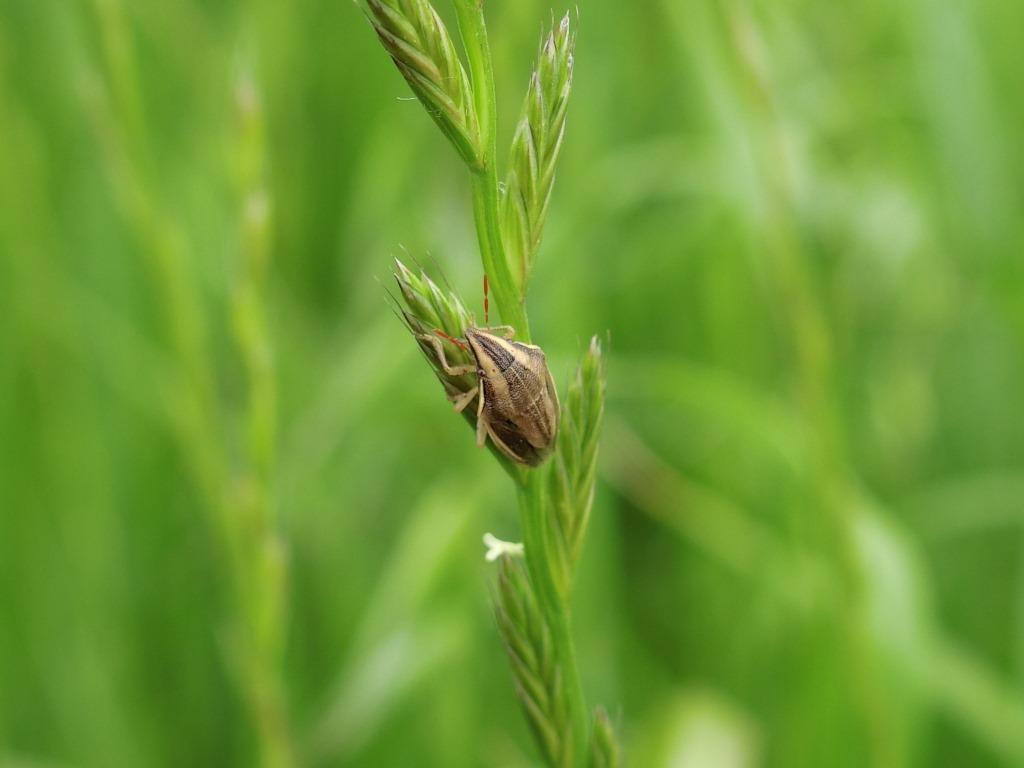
[417,274,559,467]
[372,4,616,761]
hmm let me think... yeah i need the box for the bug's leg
[486,426,519,465]
[487,325,516,339]
[475,386,488,447]
[450,386,478,413]
[416,333,476,376]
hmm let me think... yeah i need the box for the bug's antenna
[483,273,490,325]
[433,327,470,351]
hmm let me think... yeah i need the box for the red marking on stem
[483,274,489,325]
[433,328,469,351]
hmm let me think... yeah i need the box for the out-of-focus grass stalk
[87,2,293,763]
[229,63,293,768]
[88,0,223,511]
[716,2,898,763]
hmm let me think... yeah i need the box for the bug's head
[465,327,514,378]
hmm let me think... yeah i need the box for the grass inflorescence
[366,2,618,765]
[494,554,574,767]
[588,708,621,768]
[364,0,482,169]
[545,337,605,596]
[392,258,475,400]
[502,13,575,290]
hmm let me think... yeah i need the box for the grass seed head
[546,335,606,593]
[495,555,575,768]
[589,707,621,768]
[365,0,484,169]
[393,258,476,399]
[502,11,576,288]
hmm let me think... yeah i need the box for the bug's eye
[477,369,485,377]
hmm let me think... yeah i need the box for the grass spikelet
[502,12,575,288]
[547,335,606,594]
[495,554,575,768]
[392,258,475,399]
[588,708,620,768]
[364,0,483,169]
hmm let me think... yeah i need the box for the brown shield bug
[417,277,560,467]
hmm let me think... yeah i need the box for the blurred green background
[2,0,1024,766]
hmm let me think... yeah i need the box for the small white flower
[483,532,524,562]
